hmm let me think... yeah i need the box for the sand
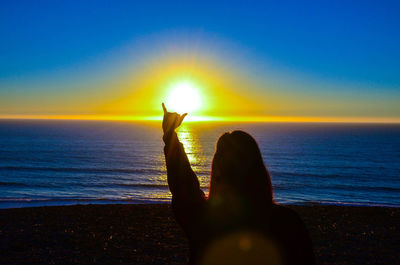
[0,204,399,264]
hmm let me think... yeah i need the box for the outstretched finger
[180,113,188,123]
[162,103,167,114]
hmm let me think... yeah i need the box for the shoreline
[1,203,399,264]
[1,199,400,210]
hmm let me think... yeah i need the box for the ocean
[0,120,399,208]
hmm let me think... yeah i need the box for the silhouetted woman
[162,103,315,265]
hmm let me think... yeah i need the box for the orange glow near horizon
[1,36,399,123]
[1,46,399,124]
[89,52,264,119]
[0,114,399,124]
[2,43,398,124]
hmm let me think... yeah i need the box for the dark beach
[1,204,399,264]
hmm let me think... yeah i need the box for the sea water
[0,120,399,208]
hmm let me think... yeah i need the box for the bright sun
[165,81,202,114]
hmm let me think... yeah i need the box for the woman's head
[209,130,273,207]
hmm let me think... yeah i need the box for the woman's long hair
[208,130,274,209]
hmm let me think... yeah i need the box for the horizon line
[0,114,399,124]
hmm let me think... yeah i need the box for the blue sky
[0,0,399,119]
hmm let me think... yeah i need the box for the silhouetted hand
[162,103,187,134]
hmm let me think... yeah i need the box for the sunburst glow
[165,81,202,114]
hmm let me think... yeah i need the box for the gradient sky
[1,0,399,121]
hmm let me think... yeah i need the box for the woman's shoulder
[269,204,306,227]
[271,203,300,217]
[269,204,315,265]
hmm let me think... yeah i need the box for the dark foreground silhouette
[162,103,315,265]
[1,204,400,264]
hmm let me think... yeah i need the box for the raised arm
[162,103,206,227]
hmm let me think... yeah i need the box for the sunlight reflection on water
[177,125,210,195]
[1,121,399,208]
[177,125,203,165]
[145,124,210,202]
